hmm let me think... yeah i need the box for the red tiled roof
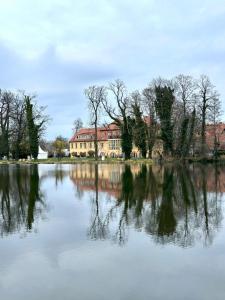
[69,122,120,142]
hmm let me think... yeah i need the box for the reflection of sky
[0,0,225,139]
[0,165,225,299]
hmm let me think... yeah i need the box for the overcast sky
[0,0,225,139]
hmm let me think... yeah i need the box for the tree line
[84,74,222,160]
[0,90,48,159]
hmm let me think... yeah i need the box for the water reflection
[0,165,46,235]
[70,163,223,247]
[88,164,108,240]
[0,163,223,247]
[0,163,224,300]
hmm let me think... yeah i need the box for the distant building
[62,148,70,157]
[205,123,225,152]
[37,146,48,159]
[69,122,163,158]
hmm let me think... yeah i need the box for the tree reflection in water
[0,163,222,246]
[0,165,46,236]
[73,163,224,247]
[88,164,109,240]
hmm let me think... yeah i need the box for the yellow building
[69,122,163,158]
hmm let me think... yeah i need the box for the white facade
[37,146,48,159]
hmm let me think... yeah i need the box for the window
[109,140,120,150]
[84,143,86,149]
[80,143,82,149]
[108,140,113,150]
[78,134,92,140]
[109,140,116,150]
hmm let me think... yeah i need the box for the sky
[0,0,225,139]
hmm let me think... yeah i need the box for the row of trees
[0,90,48,159]
[84,74,222,160]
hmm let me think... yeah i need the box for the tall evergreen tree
[25,96,39,159]
[142,86,157,158]
[132,99,147,158]
[155,86,174,156]
[176,117,189,158]
[120,116,133,159]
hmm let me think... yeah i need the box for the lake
[0,163,225,300]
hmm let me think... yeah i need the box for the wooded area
[85,74,222,160]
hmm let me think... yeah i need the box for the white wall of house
[38,146,48,159]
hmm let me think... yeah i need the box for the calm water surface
[0,163,225,300]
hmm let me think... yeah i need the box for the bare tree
[85,85,106,160]
[0,89,49,160]
[73,117,83,134]
[0,90,14,158]
[152,77,174,89]
[101,79,133,159]
[197,75,219,156]
[174,74,196,116]
[30,96,49,138]
[209,94,222,157]
[102,79,129,123]
[11,92,26,159]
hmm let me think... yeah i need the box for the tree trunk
[201,95,207,157]
[94,121,98,161]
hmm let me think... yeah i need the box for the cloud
[0,0,225,138]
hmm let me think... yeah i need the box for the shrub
[88,150,95,157]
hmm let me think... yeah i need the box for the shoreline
[0,156,225,165]
[0,158,154,165]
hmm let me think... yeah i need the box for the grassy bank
[0,157,154,165]
[1,156,225,165]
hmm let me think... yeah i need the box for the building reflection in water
[70,163,224,247]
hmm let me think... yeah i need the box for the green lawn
[0,157,154,165]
